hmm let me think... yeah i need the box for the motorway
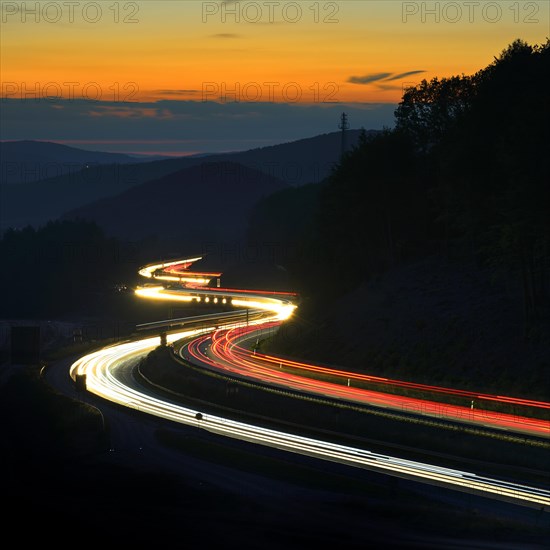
[70,256,550,511]
[182,322,550,439]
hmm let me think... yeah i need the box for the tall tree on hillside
[395,74,475,155]
[436,39,550,336]
[314,129,426,293]
[0,220,124,317]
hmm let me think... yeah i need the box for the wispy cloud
[348,70,426,85]
[153,90,200,95]
[376,84,405,91]
[88,106,174,119]
[211,33,241,38]
[384,70,427,82]
[348,73,392,85]
[1,98,397,155]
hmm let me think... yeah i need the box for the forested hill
[0,130,368,231]
[247,39,550,398]
[63,161,288,247]
[0,140,149,185]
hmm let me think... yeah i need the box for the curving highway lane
[70,256,550,510]
[182,322,550,439]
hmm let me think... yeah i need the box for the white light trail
[138,256,203,278]
[68,257,550,510]
[70,335,550,509]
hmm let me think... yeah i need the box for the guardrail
[135,309,251,332]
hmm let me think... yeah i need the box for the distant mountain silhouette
[200,128,374,186]
[0,140,158,185]
[0,156,195,231]
[62,161,288,248]
[0,129,376,230]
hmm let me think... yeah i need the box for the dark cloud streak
[349,70,426,85]
[348,73,392,85]
[1,98,396,155]
[384,70,426,82]
[211,33,242,38]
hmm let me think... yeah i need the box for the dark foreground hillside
[267,257,550,401]
[252,40,550,403]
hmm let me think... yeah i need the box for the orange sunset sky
[2,0,549,103]
[1,1,548,154]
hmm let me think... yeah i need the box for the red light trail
[181,322,550,438]
[138,255,550,438]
